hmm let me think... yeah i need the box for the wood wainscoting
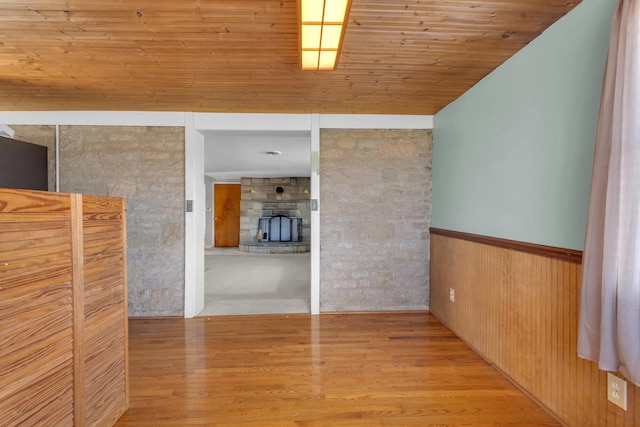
[430,228,639,427]
[0,189,128,426]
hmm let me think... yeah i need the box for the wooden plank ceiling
[0,0,580,114]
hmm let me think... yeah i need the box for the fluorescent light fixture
[299,0,351,70]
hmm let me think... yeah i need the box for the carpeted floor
[198,248,311,316]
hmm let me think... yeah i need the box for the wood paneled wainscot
[429,228,639,427]
[0,188,128,426]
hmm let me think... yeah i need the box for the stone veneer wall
[320,129,432,312]
[15,125,185,316]
[11,125,57,191]
[240,177,310,243]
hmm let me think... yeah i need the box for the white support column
[310,114,321,315]
[184,113,205,318]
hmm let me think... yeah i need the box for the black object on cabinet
[0,136,48,191]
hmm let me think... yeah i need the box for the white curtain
[577,0,640,386]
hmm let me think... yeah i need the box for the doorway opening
[200,130,312,316]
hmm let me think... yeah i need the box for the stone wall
[319,129,432,312]
[60,126,185,316]
[13,125,186,316]
[240,177,311,243]
[8,124,432,315]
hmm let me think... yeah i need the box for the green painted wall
[432,0,617,250]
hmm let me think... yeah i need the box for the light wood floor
[114,313,561,426]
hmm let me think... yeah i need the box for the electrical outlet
[449,288,455,302]
[607,373,627,410]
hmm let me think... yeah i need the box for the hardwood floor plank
[114,313,561,426]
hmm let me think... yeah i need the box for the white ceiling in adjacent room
[202,130,311,181]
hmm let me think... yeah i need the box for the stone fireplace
[239,177,310,254]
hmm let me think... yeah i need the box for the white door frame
[183,113,320,317]
[184,113,206,318]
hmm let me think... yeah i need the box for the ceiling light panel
[299,0,351,71]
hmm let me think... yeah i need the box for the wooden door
[214,184,241,247]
